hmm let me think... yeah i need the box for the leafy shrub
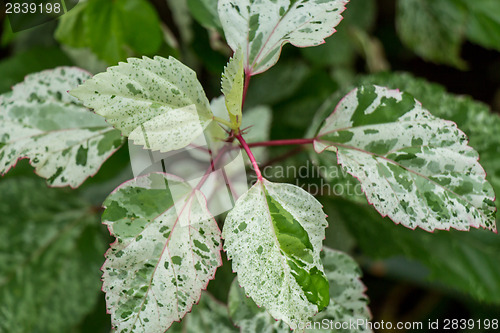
[1,0,500,332]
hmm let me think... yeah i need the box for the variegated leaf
[307,248,372,332]
[221,49,244,128]
[314,85,496,232]
[228,248,372,332]
[70,56,224,153]
[357,72,500,212]
[228,277,290,333]
[0,178,105,332]
[223,179,329,327]
[101,173,222,333]
[218,0,348,75]
[0,67,124,188]
[169,292,238,333]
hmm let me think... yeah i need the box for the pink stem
[188,143,211,154]
[195,146,229,191]
[236,133,263,181]
[246,138,315,148]
[241,71,251,109]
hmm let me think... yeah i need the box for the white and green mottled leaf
[169,292,238,333]
[0,178,105,333]
[357,72,500,212]
[228,248,372,332]
[228,277,290,333]
[221,49,244,128]
[218,0,348,75]
[307,248,371,332]
[70,56,223,153]
[315,85,496,232]
[223,179,329,327]
[0,67,124,188]
[102,173,222,333]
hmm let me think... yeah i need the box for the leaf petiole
[236,133,263,180]
[245,138,315,148]
[241,71,251,108]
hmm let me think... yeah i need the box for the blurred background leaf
[395,0,500,69]
[462,0,500,51]
[186,0,221,32]
[55,0,164,64]
[0,178,106,332]
[396,0,467,69]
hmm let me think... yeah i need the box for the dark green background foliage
[1,0,500,332]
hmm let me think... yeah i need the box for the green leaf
[55,1,89,49]
[187,0,222,31]
[221,49,244,128]
[329,197,500,304]
[0,67,124,188]
[244,59,310,108]
[102,173,222,333]
[356,72,500,212]
[461,0,500,51]
[0,178,105,333]
[169,292,238,333]
[396,0,467,69]
[218,0,348,75]
[223,179,329,327]
[315,85,496,232]
[55,0,163,64]
[70,56,223,153]
[228,248,372,332]
[1,20,14,47]
[302,0,377,67]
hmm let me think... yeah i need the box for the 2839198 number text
[5,2,62,14]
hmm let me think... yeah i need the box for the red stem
[241,71,251,109]
[195,146,229,191]
[236,133,263,181]
[238,70,264,181]
[246,138,315,148]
